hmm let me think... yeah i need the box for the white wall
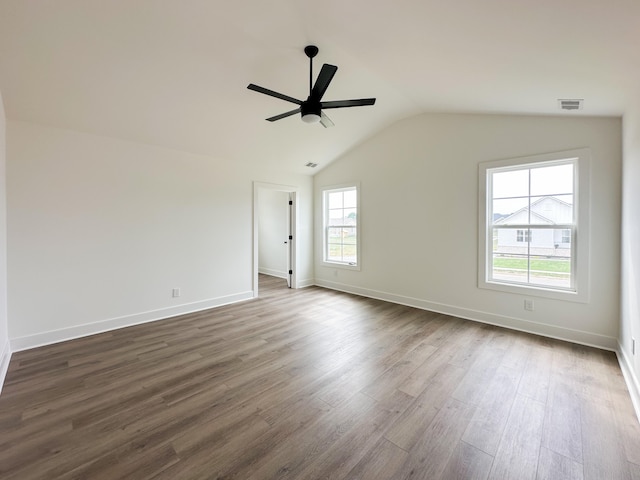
[6,121,313,350]
[0,90,10,390]
[620,105,640,414]
[314,113,622,349]
[258,189,289,278]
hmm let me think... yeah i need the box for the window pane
[343,190,357,208]
[492,198,529,224]
[553,194,574,222]
[341,227,357,245]
[328,209,345,226]
[492,254,529,284]
[530,163,573,196]
[554,194,573,206]
[327,227,342,240]
[327,243,342,262]
[493,227,528,256]
[343,244,357,264]
[528,254,571,289]
[343,208,357,225]
[529,196,573,224]
[328,192,343,209]
[492,169,529,199]
[553,228,572,245]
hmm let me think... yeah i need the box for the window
[478,149,590,302]
[323,185,359,267]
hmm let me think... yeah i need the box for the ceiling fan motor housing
[301,99,321,119]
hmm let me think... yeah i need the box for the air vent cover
[558,99,583,111]
[305,162,318,168]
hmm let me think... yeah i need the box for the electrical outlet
[524,299,534,311]
[172,288,181,298]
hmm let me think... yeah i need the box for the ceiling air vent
[558,99,583,111]
[305,162,318,168]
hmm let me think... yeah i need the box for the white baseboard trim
[314,279,618,351]
[258,268,287,279]
[617,342,640,423]
[0,340,11,395]
[297,278,316,288]
[10,291,254,352]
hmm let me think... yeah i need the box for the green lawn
[493,257,570,273]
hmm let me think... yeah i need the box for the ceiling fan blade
[311,64,338,101]
[321,98,377,109]
[266,108,301,122]
[247,84,302,105]
[320,111,334,128]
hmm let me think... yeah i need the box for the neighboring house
[494,196,572,257]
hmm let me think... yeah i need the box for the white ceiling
[0,0,638,174]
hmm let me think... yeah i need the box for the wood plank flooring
[0,274,639,479]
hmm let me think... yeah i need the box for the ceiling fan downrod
[304,45,319,97]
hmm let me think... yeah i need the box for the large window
[478,149,590,302]
[323,185,359,267]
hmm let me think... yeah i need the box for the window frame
[478,149,590,302]
[322,183,361,270]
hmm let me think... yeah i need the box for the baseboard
[258,268,287,279]
[314,279,618,351]
[0,339,11,395]
[258,270,314,289]
[297,278,316,288]
[10,291,254,352]
[617,342,640,423]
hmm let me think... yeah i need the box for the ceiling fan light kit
[301,101,321,123]
[301,113,321,123]
[248,45,376,127]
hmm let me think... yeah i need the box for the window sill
[322,261,361,271]
[479,278,588,303]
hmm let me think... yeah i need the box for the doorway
[253,182,298,297]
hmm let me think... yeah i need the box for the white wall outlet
[524,299,534,311]
[172,288,181,298]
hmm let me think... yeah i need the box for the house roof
[495,196,573,225]
[0,0,638,175]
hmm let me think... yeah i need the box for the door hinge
[288,200,293,205]
[288,235,293,240]
[289,270,293,275]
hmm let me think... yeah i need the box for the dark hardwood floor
[0,274,639,479]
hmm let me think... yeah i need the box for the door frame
[253,182,298,297]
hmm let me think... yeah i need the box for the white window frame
[478,149,590,303]
[322,184,360,270]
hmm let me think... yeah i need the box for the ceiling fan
[247,45,376,128]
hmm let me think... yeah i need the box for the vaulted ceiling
[0,0,638,174]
